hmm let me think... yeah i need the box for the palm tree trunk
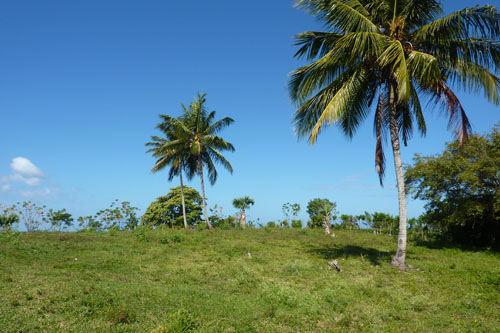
[179,163,188,229]
[240,210,246,228]
[389,84,408,270]
[199,164,213,230]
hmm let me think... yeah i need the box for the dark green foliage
[78,216,102,231]
[43,208,73,231]
[406,125,500,248]
[291,219,303,228]
[142,186,203,227]
[369,212,399,234]
[306,198,337,228]
[340,214,360,229]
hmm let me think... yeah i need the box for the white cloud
[1,184,11,191]
[0,157,45,187]
[10,157,43,177]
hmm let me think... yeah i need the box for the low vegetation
[1,228,499,332]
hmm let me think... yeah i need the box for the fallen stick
[328,260,342,272]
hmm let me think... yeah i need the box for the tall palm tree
[146,116,190,228]
[290,0,500,269]
[180,93,235,230]
[233,196,255,228]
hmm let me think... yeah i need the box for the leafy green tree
[370,212,398,234]
[166,93,235,230]
[291,219,303,228]
[43,208,73,231]
[282,202,301,227]
[405,125,500,248]
[290,0,500,269]
[142,186,203,227]
[306,198,337,232]
[78,216,102,231]
[13,201,45,232]
[340,214,359,230]
[95,200,139,231]
[232,196,255,228]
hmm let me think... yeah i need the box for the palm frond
[205,117,235,135]
[293,31,343,60]
[377,40,411,102]
[446,58,500,105]
[428,82,472,144]
[401,0,442,29]
[296,0,379,33]
[374,91,386,186]
[413,5,500,41]
[407,51,443,87]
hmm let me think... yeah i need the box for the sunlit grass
[1,229,499,332]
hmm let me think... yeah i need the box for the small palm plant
[232,196,255,228]
[0,213,19,231]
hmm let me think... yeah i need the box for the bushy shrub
[134,226,149,242]
[266,221,276,228]
[291,220,302,228]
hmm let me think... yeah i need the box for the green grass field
[1,228,499,332]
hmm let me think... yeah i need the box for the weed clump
[152,309,199,332]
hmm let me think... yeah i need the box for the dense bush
[142,186,203,227]
[406,125,500,249]
[291,219,302,228]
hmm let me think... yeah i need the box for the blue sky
[1,0,499,228]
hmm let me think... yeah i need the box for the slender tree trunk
[199,164,213,230]
[389,84,408,270]
[323,215,331,234]
[179,163,188,229]
[240,210,246,228]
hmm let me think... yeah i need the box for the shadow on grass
[307,244,392,266]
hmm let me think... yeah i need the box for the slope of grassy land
[1,228,499,332]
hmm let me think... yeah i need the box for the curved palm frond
[377,40,411,102]
[401,0,442,29]
[446,58,500,105]
[205,117,235,135]
[296,0,379,33]
[413,5,500,41]
[294,31,343,60]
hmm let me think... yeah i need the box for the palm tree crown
[233,196,255,211]
[181,93,235,185]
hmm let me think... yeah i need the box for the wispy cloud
[20,187,59,199]
[342,173,363,183]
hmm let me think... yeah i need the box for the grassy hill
[1,228,499,332]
